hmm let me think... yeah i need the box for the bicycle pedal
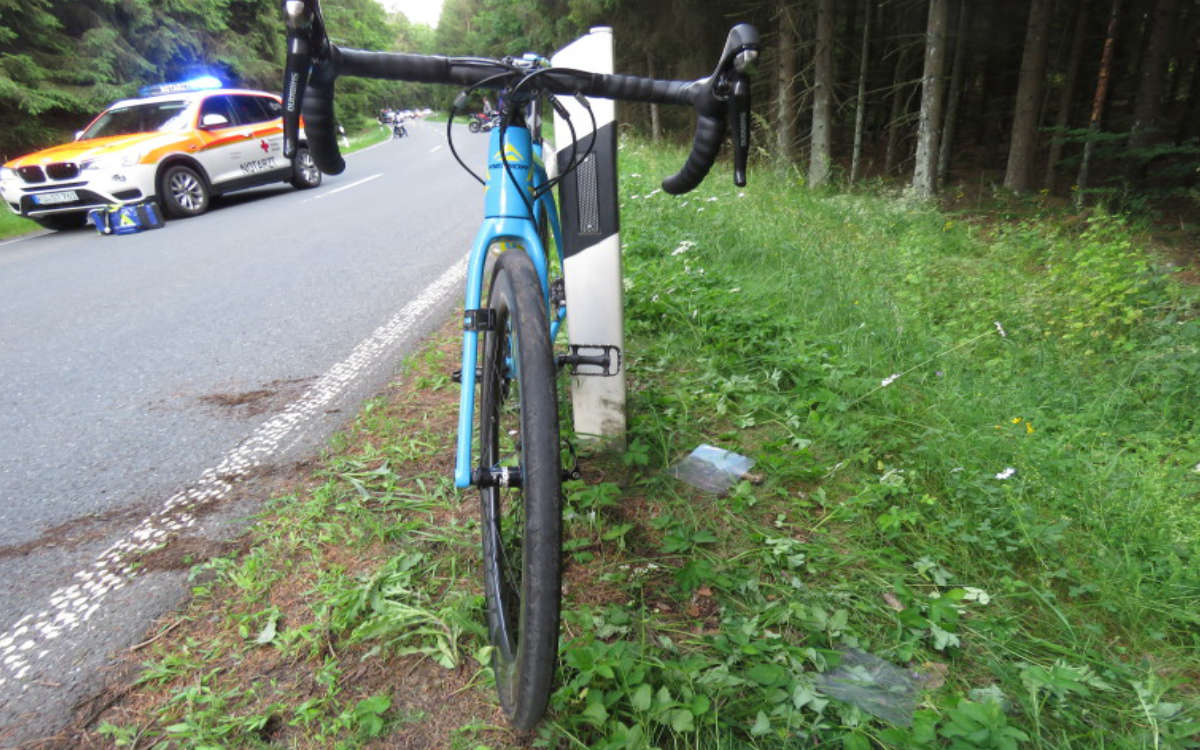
[556,344,621,376]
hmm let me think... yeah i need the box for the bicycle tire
[478,248,562,729]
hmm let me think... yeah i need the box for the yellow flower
[1026,422,1035,434]
[1011,417,1022,424]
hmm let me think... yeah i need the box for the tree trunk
[1077,0,1122,208]
[937,0,968,186]
[809,0,835,186]
[1128,0,1181,152]
[851,0,872,182]
[911,0,949,198]
[1045,0,1089,191]
[884,46,910,175]
[1003,0,1053,193]
[646,51,661,142]
[1177,41,1200,141]
[775,0,798,164]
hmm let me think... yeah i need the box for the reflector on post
[551,26,626,447]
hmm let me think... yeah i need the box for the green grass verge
[0,209,41,239]
[90,139,1200,749]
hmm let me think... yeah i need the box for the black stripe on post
[556,121,618,259]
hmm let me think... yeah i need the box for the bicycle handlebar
[282,0,758,194]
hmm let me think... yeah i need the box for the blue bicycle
[280,0,758,728]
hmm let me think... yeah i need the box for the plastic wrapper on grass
[670,444,755,495]
[816,649,920,726]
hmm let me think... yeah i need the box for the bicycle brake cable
[448,70,519,186]
[504,67,599,200]
[532,92,597,200]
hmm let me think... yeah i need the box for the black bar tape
[548,71,695,106]
[336,47,696,105]
[663,113,725,195]
[338,48,456,82]
[302,58,345,175]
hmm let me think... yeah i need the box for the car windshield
[80,100,191,139]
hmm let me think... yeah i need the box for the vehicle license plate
[32,190,78,205]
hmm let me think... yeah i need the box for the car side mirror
[200,113,230,129]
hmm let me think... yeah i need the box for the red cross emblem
[260,139,270,153]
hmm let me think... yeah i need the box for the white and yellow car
[0,78,321,230]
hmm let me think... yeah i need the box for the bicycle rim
[478,249,561,730]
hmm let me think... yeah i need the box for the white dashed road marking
[0,253,468,689]
[302,173,384,202]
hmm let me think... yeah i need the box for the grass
[0,209,40,239]
[81,139,1200,749]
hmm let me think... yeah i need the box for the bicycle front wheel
[477,248,562,729]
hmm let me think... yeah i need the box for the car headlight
[81,152,142,171]
[80,156,117,171]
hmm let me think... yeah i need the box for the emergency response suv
[0,78,322,230]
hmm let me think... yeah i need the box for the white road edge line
[0,231,49,248]
[0,253,469,689]
[302,173,383,202]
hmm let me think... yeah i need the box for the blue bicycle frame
[454,124,563,489]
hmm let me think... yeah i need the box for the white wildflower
[880,373,901,388]
[729,287,741,293]
[706,196,719,202]
[646,188,662,197]
[994,467,1016,480]
[962,587,991,605]
[994,321,1007,338]
[671,240,696,256]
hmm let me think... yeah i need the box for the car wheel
[33,213,84,231]
[469,119,481,133]
[290,146,322,189]
[160,165,209,218]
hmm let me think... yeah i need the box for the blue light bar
[138,75,224,97]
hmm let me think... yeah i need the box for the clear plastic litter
[670,444,755,495]
[816,649,921,726]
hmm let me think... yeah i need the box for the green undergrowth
[92,139,1200,748]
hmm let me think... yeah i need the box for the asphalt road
[0,119,489,744]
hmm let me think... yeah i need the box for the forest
[2,0,1198,206]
